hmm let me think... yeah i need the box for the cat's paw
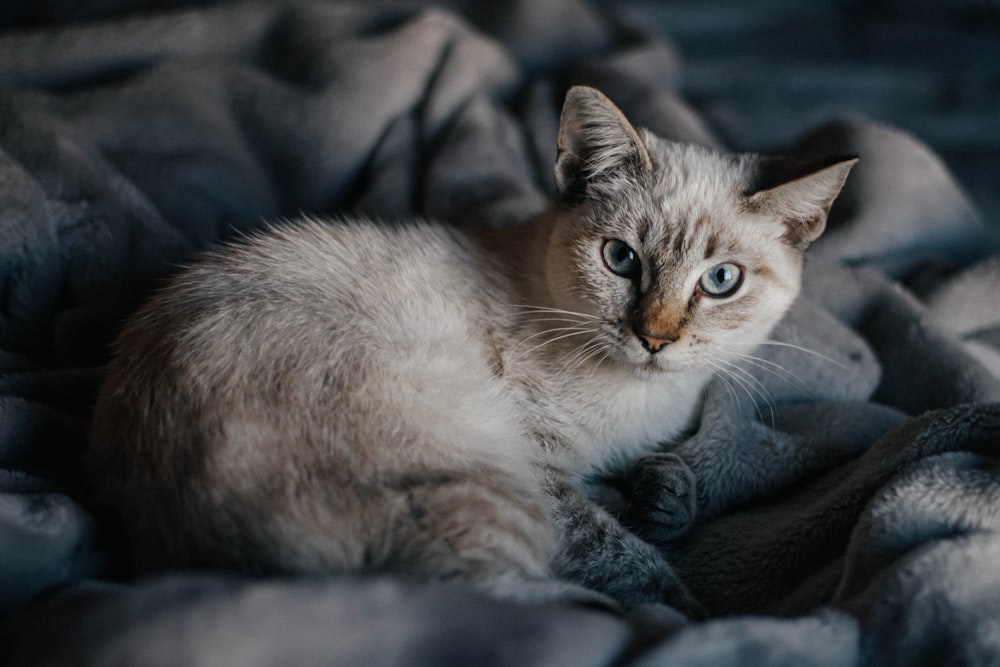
[607,539,705,619]
[625,452,697,543]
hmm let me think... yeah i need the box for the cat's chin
[601,337,693,373]
[631,363,673,379]
[620,353,698,378]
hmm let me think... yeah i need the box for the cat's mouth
[620,340,694,375]
[637,358,672,375]
[599,321,702,376]
[641,353,695,373]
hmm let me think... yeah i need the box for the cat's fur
[88,86,855,612]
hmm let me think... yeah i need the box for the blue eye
[699,262,743,297]
[602,239,641,281]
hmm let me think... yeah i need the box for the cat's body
[88,87,855,612]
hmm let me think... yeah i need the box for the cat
[87,86,855,614]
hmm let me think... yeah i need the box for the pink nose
[637,331,677,353]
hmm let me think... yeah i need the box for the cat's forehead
[627,137,752,250]
[645,137,748,217]
[583,136,758,256]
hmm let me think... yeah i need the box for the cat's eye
[601,239,641,282]
[698,262,743,297]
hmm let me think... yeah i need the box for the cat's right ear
[744,155,858,250]
[555,86,652,201]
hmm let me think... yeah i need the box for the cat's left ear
[744,155,858,249]
[555,86,652,201]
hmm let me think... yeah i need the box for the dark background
[3,0,998,223]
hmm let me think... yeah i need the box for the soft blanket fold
[1,1,998,665]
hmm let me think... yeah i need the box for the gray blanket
[2,1,999,665]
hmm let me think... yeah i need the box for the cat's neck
[465,209,560,308]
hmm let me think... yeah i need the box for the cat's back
[98,218,498,419]
[175,218,490,335]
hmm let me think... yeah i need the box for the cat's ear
[555,86,652,200]
[745,155,858,249]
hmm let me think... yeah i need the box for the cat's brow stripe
[753,265,779,282]
[670,228,687,258]
[704,235,718,259]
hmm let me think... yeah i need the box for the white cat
[88,86,855,613]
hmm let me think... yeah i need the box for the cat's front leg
[545,473,702,616]
[621,452,698,545]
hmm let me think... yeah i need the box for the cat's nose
[637,331,678,354]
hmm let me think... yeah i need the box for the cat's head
[543,86,856,375]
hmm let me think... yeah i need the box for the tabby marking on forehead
[703,235,718,260]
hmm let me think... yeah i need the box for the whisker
[718,359,774,401]
[703,358,772,427]
[512,326,598,360]
[586,349,613,381]
[702,358,752,411]
[752,340,853,372]
[507,304,602,321]
[562,340,612,379]
[560,338,605,370]
[521,316,600,326]
[549,337,606,382]
[702,358,743,411]
[725,351,815,399]
[510,324,595,351]
[715,358,776,429]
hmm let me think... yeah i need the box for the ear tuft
[555,86,652,201]
[745,155,858,249]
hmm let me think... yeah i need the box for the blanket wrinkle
[836,451,1000,602]
[565,35,720,149]
[792,119,988,276]
[422,94,546,226]
[629,608,859,667]
[925,255,1000,335]
[2,575,632,667]
[431,0,619,72]
[863,287,1000,414]
[0,1,999,665]
[861,531,1000,666]
[673,404,1000,617]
